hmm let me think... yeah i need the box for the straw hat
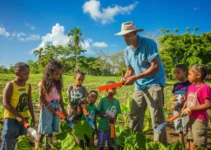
[115,21,144,36]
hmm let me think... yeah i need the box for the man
[115,21,167,145]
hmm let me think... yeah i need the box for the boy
[1,62,35,150]
[97,81,121,150]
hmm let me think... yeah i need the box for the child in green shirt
[80,90,98,149]
[97,81,121,150]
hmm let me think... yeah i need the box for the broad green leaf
[167,140,184,150]
[146,141,167,150]
[74,120,93,140]
[17,135,31,150]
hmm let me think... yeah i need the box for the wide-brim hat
[115,21,144,36]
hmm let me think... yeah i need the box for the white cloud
[17,32,26,38]
[25,23,36,30]
[193,7,200,11]
[0,25,10,38]
[26,34,40,41]
[92,42,108,48]
[82,0,138,24]
[31,23,70,54]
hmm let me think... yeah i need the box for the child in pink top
[182,64,211,149]
[36,60,67,149]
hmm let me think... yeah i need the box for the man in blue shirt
[115,21,167,145]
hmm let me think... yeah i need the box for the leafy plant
[16,135,31,150]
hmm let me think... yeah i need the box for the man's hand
[62,109,68,117]
[181,107,191,116]
[171,105,175,110]
[124,76,137,85]
[120,78,127,84]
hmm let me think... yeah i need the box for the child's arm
[3,82,25,122]
[40,88,55,113]
[28,84,35,127]
[190,99,211,111]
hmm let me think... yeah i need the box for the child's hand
[31,117,35,127]
[171,105,175,110]
[181,95,186,102]
[16,115,25,123]
[173,95,178,101]
[62,109,68,117]
[181,107,191,116]
[81,98,87,104]
[47,105,55,113]
[106,115,115,123]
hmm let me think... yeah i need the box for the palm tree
[174,28,179,33]
[33,47,44,61]
[194,26,199,32]
[67,27,85,70]
[186,27,190,33]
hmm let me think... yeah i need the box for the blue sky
[0,0,211,67]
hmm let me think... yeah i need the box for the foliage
[16,135,31,150]
[159,30,211,79]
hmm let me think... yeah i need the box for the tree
[33,48,44,61]
[186,27,190,33]
[174,28,179,33]
[67,27,86,70]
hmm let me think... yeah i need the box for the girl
[1,62,35,150]
[36,60,67,149]
[66,70,88,122]
[171,64,190,146]
[182,64,211,150]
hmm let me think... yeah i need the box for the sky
[0,0,211,67]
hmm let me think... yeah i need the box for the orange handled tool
[81,104,88,116]
[55,110,66,120]
[156,113,181,133]
[110,123,115,138]
[54,110,74,128]
[167,114,181,122]
[98,82,123,91]
[23,121,38,140]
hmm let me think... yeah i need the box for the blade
[27,127,38,140]
[66,120,74,128]
[155,122,168,133]
[87,117,95,129]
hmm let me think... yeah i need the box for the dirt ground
[0,106,211,150]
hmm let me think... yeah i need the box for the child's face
[75,74,84,86]
[53,68,62,81]
[106,83,116,96]
[188,69,201,83]
[174,68,186,81]
[16,68,30,81]
[89,92,98,104]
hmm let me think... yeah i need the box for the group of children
[1,59,211,150]
[1,60,121,150]
[171,64,211,150]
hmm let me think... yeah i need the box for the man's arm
[121,67,134,83]
[124,56,159,85]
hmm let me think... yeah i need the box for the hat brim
[115,28,144,36]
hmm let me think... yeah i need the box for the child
[182,64,211,150]
[66,70,88,122]
[170,64,191,146]
[36,60,67,149]
[1,62,35,150]
[80,90,98,149]
[97,81,121,150]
